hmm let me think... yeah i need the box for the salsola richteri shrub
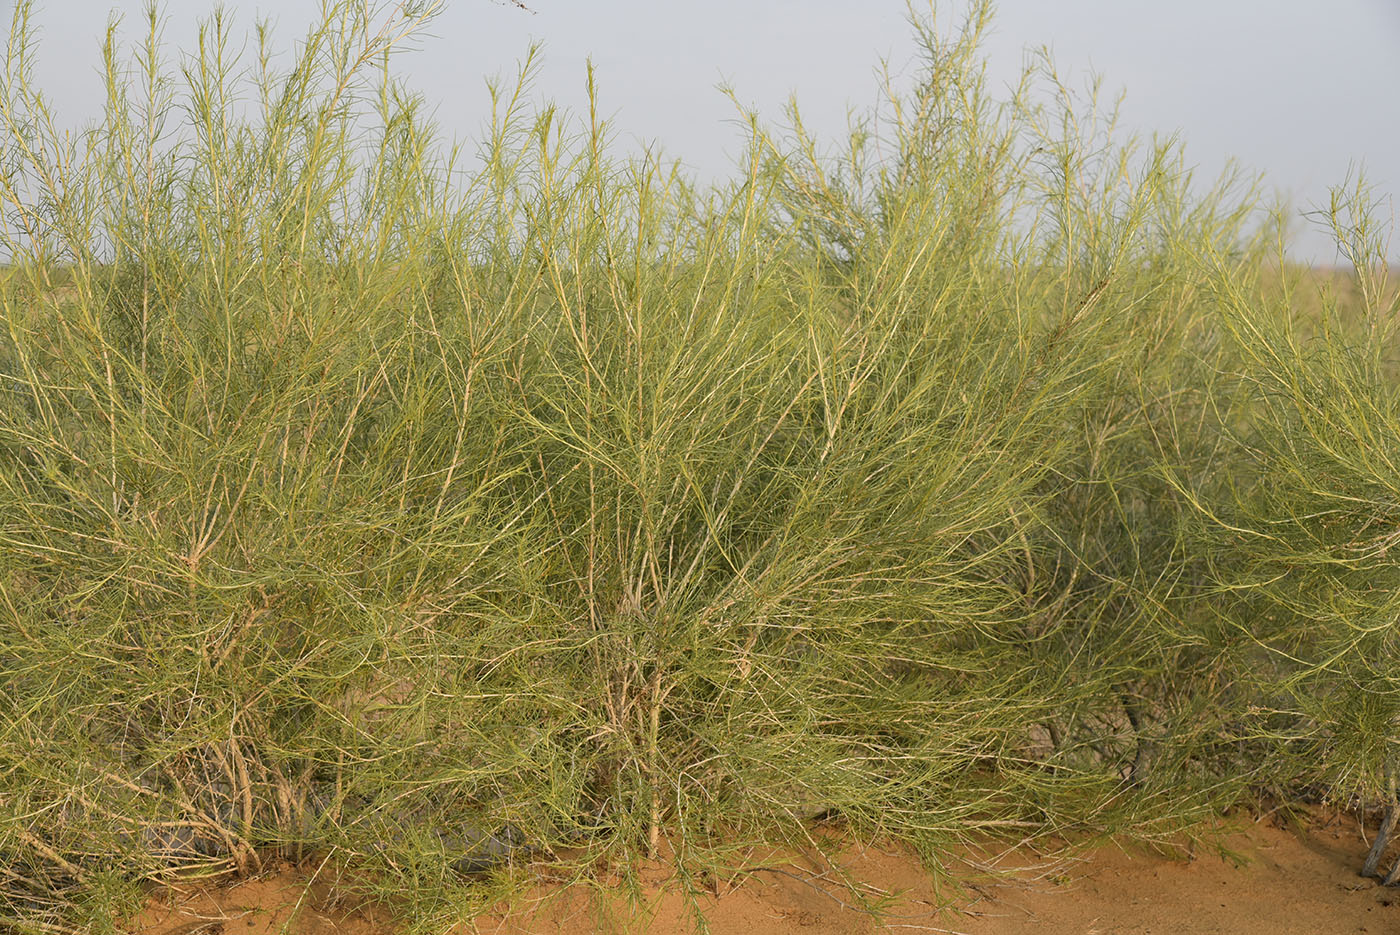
[1202,181,1400,880]
[0,0,1360,930]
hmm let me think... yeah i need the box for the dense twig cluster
[0,1,1395,931]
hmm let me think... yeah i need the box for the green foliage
[1203,178,1400,805]
[0,0,1392,930]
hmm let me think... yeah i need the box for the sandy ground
[126,809,1400,935]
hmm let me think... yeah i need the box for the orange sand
[126,809,1400,935]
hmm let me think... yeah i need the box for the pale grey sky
[12,0,1400,263]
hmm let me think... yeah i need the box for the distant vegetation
[1,1,1396,931]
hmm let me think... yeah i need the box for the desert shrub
[1202,182,1400,874]
[0,0,1380,931]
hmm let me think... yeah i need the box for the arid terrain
[127,808,1400,935]
[8,1,1400,932]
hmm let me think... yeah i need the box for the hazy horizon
[10,0,1399,264]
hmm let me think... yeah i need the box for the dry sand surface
[127,809,1400,935]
